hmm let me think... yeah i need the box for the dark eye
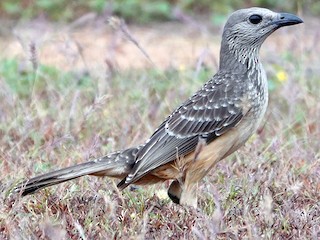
[249,14,262,24]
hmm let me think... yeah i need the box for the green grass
[0,21,319,239]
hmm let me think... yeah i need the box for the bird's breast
[245,64,269,120]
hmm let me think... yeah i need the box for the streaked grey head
[219,7,303,71]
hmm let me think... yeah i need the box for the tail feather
[15,147,139,196]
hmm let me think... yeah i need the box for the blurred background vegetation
[0,0,319,24]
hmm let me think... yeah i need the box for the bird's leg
[179,176,198,208]
[167,179,182,204]
[167,159,185,205]
[167,179,198,208]
[167,178,198,208]
[167,149,187,204]
[168,137,207,207]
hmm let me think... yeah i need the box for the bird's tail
[14,147,139,196]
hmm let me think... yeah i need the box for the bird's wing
[118,72,248,189]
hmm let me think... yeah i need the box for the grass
[0,16,319,239]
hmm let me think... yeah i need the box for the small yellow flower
[179,64,186,72]
[276,70,288,82]
[155,189,169,201]
[130,212,136,220]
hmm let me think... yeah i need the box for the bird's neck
[218,39,261,73]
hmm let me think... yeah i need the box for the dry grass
[0,15,319,239]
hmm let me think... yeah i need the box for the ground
[0,14,319,239]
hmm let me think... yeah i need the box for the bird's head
[219,7,303,70]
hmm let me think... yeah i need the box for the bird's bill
[272,12,303,27]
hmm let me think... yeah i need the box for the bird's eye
[249,14,263,24]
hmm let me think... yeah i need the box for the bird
[14,8,303,207]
